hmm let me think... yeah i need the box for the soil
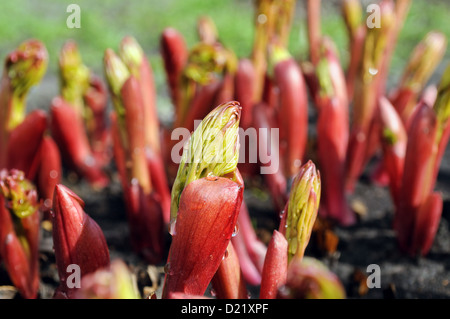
[0,75,449,300]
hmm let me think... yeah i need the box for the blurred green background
[0,0,449,116]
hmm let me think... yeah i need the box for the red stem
[259,230,288,299]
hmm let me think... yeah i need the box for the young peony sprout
[283,161,321,262]
[170,100,241,230]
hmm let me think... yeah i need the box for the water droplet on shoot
[44,199,52,209]
[257,14,267,24]
[206,174,219,181]
[164,263,173,275]
[49,170,59,179]
[232,223,239,237]
[368,67,378,75]
[169,219,177,236]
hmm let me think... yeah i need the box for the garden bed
[8,127,448,300]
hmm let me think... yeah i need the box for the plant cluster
[0,0,449,299]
